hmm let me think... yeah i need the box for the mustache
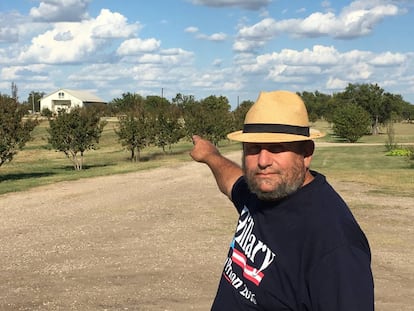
[251,168,282,175]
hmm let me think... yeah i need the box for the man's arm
[190,135,243,200]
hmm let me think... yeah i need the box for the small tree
[332,104,371,143]
[232,100,254,131]
[109,92,145,115]
[182,95,232,145]
[47,107,106,170]
[154,112,184,153]
[115,111,154,162]
[0,94,38,168]
[384,122,398,151]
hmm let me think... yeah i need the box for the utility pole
[32,92,35,114]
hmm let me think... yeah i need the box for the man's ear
[303,141,315,171]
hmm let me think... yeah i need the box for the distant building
[40,89,106,113]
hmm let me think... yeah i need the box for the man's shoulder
[231,176,251,211]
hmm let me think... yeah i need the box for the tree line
[300,83,414,141]
[1,82,413,170]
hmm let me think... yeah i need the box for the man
[190,90,374,310]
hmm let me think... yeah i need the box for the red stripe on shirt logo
[232,248,264,286]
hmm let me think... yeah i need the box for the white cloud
[0,25,19,43]
[233,0,403,53]
[238,45,412,95]
[63,48,195,97]
[0,11,50,46]
[18,9,140,64]
[368,51,406,66]
[68,63,126,84]
[91,9,140,39]
[233,18,280,52]
[54,31,73,41]
[1,64,55,97]
[0,11,28,43]
[223,80,244,91]
[237,18,279,40]
[248,45,340,71]
[326,77,348,90]
[159,48,194,65]
[233,39,266,53]
[185,26,227,42]
[117,38,161,56]
[30,0,91,22]
[1,64,48,80]
[185,26,199,33]
[196,32,227,41]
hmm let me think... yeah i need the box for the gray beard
[243,162,306,201]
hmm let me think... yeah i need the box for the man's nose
[257,148,272,168]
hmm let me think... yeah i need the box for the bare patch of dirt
[0,151,413,310]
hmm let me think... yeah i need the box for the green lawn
[310,121,413,196]
[312,120,414,144]
[312,145,413,197]
[0,120,412,196]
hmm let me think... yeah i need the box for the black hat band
[243,123,310,136]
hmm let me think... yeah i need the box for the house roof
[43,89,106,103]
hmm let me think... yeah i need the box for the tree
[109,92,145,115]
[299,91,332,122]
[23,91,45,113]
[172,93,196,111]
[339,83,406,134]
[144,95,170,114]
[0,94,38,168]
[382,92,410,122]
[332,103,371,143]
[182,95,232,145]
[115,110,154,162]
[47,107,106,170]
[232,100,254,131]
[11,82,18,103]
[153,104,184,153]
[401,103,414,122]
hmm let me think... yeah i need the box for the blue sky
[1,0,414,108]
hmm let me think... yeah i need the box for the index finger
[192,135,201,145]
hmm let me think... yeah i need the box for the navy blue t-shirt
[211,171,374,310]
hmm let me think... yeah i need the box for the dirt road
[0,151,413,310]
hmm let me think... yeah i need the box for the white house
[40,89,106,113]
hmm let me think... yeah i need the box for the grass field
[0,120,413,196]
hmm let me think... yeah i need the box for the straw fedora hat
[227,90,325,143]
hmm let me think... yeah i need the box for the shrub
[41,108,53,118]
[47,107,106,170]
[385,148,412,157]
[384,122,398,151]
[332,103,371,143]
[0,94,38,167]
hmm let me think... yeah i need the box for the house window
[58,92,65,98]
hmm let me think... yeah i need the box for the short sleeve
[231,176,250,214]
